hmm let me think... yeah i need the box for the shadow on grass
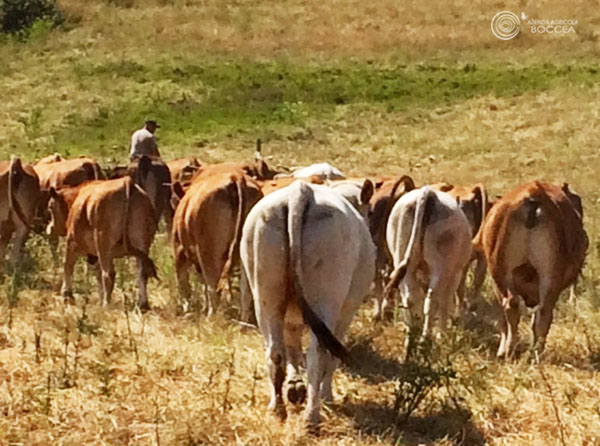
[347,336,405,383]
[459,297,502,353]
[341,401,486,445]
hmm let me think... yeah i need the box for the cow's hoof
[62,291,74,305]
[138,302,151,313]
[304,418,320,436]
[269,402,287,421]
[287,380,306,405]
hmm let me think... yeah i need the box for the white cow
[240,181,375,430]
[291,162,345,180]
[328,178,374,219]
[384,186,472,338]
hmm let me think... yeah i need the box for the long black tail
[288,182,350,365]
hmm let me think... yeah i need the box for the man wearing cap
[130,118,161,160]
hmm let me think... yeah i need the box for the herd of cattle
[0,152,588,429]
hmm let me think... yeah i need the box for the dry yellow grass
[1,0,600,444]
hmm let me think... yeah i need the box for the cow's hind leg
[305,335,328,432]
[9,224,28,265]
[175,251,192,313]
[284,302,306,405]
[471,252,487,303]
[532,287,559,357]
[95,257,115,307]
[253,276,288,420]
[455,265,469,317]
[61,242,77,304]
[136,257,151,311]
[0,221,13,271]
[499,293,520,360]
[264,318,287,420]
[239,268,256,325]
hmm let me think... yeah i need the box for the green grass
[48,60,600,158]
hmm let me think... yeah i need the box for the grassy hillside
[1,1,600,445]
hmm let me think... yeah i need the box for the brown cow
[259,175,325,195]
[194,159,279,182]
[431,182,491,312]
[478,181,587,359]
[33,155,104,226]
[172,171,263,319]
[34,155,104,190]
[110,156,173,231]
[167,157,201,188]
[0,158,41,267]
[367,175,416,318]
[61,158,158,309]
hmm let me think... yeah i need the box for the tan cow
[328,178,375,219]
[0,158,41,267]
[431,182,491,312]
[367,175,416,318]
[172,171,262,319]
[477,181,587,359]
[384,186,472,339]
[61,157,158,310]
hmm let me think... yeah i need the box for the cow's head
[457,185,487,238]
[46,187,69,237]
[357,179,374,219]
[170,181,186,214]
[367,175,416,243]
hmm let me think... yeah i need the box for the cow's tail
[471,183,488,250]
[8,157,31,230]
[383,186,432,300]
[288,182,350,364]
[124,179,157,280]
[217,176,245,293]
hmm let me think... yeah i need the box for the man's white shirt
[130,127,158,158]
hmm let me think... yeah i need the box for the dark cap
[145,117,160,128]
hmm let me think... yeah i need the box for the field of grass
[1,0,600,445]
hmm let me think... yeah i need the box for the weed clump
[393,327,458,424]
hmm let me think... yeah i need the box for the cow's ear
[172,181,185,200]
[456,196,461,205]
[137,155,152,181]
[255,159,272,180]
[562,182,570,193]
[49,187,59,199]
[440,182,453,192]
[360,179,374,204]
[401,175,416,193]
[472,185,483,204]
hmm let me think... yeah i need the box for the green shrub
[393,326,458,424]
[0,0,62,34]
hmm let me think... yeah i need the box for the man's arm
[150,135,160,157]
